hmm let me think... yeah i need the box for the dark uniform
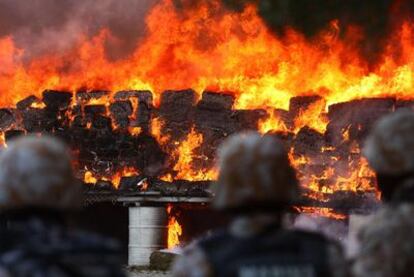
[0,136,127,277]
[172,133,346,277]
[0,210,125,277]
[198,227,333,277]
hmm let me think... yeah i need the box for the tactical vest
[198,227,333,277]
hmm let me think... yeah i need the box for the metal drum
[128,206,168,266]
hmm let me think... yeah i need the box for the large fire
[1,0,413,108]
[0,0,410,219]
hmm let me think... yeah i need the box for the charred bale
[135,101,152,132]
[94,180,115,191]
[91,115,112,131]
[326,98,395,145]
[194,104,236,163]
[116,90,154,132]
[16,95,42,110]
[195,108,236,133]
[71,105,82,117]
[197,91,235,111]
[149,180,211,197]
[289,95,324,114]
[159,89,196,140]
[0,109,15,131]
[115,90,153,105]
[42,90,72,111]
[21,108,54,132]
[119,175,144,191]
[176,180,212,197]
[293,126,325,157]
[133,134,167,177]
[76,90,109,103]
[233,109,268,131]
[109,100,133,129]
[84,105,106,117]
[71,115,87,129]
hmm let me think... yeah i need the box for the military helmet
[0,135,81,210]
[364,110,414,175]
[213,132,299,211]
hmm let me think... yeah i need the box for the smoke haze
[1,0,413,63]
[0,0,157,60]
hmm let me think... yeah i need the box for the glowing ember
[128,126,142,137]
[111,167,140,189]
[84,170,97,184]
[294,206,347,220]
[83,167,139,188]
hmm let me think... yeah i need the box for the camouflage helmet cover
[363,110,414,175]
[0,135,81,210]
[213,132,299,211]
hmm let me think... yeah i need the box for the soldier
[363,109,414,202]
[0,136,126,277]
[352,204,414,277]
[352,110,414,276]
[172,132,347,277]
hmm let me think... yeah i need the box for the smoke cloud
[0,0,157,60]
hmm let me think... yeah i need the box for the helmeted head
[0,135,81,211]
[352,204,414,277]
[364,110,414,175]
[363,110,414,201]
[213,132,299,211]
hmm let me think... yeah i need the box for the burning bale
[0,88,396,221]
[326,98,395,145]
[0,91,391,195]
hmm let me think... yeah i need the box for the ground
[128,270,171,277]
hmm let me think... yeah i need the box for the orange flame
[172,127,217,181]
[167,204,182,249]
[0,0,402,202]
[84,170,97,184]
[128,126,142,137]
[0,1,413,109]
[83,166,139,188]
[293,99,328,134]
[151,117,170,145]
[259,112,288,134]
[0,132,7,148]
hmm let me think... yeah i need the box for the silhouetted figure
[172,132,347,277]
[363,110,414,203]
[352,110,414,276]
[0,136,125,277]
[352,204,414,277]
